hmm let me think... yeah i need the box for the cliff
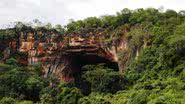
[0,26,144,82]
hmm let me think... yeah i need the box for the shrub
[0,97,17,104]
[82,64,126,93]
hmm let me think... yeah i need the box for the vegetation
[1,8,185,103]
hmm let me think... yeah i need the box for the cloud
[0,0,184,28]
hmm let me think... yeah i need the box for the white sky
[0,0,185,28]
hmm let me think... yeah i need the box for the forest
[1,8,185,104]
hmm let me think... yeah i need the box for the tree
[14,21,24,31]
[45,23,52,30]
[0,97,17,104]
[114,8,131,27]
[58,87,83,104]
[33,19,43,27]
[84,17,102,28]
[82,64,126,93]
[40,82,83,104]
[101,15,116,28]
[54,24,64,33]
[165,9,177,18]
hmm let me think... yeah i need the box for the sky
[0,0,185,28]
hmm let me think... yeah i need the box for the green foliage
[58,87,83,104]
[101,15,116,28]
[40,82,83,104]
[0,97,17,104]
[82,64,126,93]
[24,76,45,99]
[54,24,65,34]
[0,67,28,98]
[5,58,20,67]
[40,93,54,104]
[78,93,111,104]
[31,62,43,75]
[66,20,85,33]
[1,8,185,103]
[84,17,102,28]
[0,63,47,101]
[16,101,34,104]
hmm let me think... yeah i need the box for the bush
[16,101,34,104]
[40,93,53,104]
[58,87,83,104]
[0,64,47,101]
[78,93,111,104]
[0,97,17,104]
[40,82,83,104]
[82,64,126,93]
[5,58,20,67]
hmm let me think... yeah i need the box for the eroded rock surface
[1,28,128,82]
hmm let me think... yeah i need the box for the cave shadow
[66,54,119,95]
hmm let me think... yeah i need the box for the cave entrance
[68,54,119,72]
[63,53,119,95]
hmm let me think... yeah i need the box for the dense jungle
[1,8,185,104]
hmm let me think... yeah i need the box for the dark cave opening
[68,54,119,72]
[64,53,119,95]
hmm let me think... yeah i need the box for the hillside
[0,8,185,104]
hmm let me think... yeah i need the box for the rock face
[1,28,128,82]
[40,32,120,82]
[0,26,150,83]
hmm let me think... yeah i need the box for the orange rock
[38,43,45,55]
